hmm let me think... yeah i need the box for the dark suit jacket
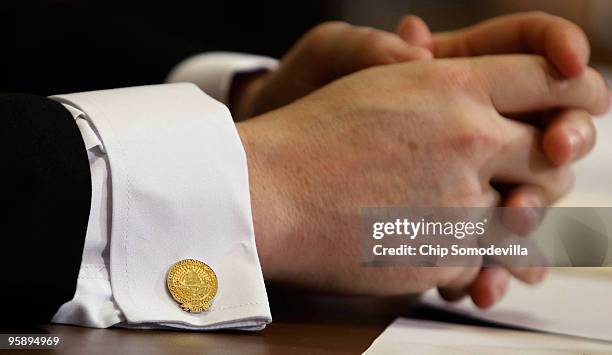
[1,94,91,325]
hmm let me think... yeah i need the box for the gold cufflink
[167,259,218,312]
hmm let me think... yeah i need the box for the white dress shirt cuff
[165,52,278,105]
[51,83,271,330]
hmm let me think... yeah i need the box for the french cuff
[50,83,271,330]
[165,52,279,105]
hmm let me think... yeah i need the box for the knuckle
[499,123,536,155]
[454,122,503,154]
[361,28,392,51]
[454,180,498,207]
[523,55,576,103]
[537,60,608,114]
[315,21,351,33]
[545,167,575,201]
[584,68,610,114]
[357,28,400,65]
[424,61,474,91]
[523,11,581,33]
[523,10,555,21]
[535,57,566,97]
[308,21,351,41]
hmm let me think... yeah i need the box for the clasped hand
[230,12,611,309]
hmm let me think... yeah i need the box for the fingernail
[567,127,584,160]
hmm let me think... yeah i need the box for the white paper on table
[363,318,612,355]
[420,269,612,342]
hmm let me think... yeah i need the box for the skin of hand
[233,13,599,172]
[233,13,607,308]
[230,21,432,121]
[232,14,599,222]
[236,55,610,304]
[395,11,608,307]
[230,13,609,308]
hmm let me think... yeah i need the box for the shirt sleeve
[50,83,271,330]
[165,52,279,105]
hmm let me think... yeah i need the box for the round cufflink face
[167,259,218,312]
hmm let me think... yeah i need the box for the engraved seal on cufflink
[167,259,218,312]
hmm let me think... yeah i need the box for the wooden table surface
[9,288,501,355]
[46,289,407,355]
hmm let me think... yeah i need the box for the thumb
[301,22,433,81]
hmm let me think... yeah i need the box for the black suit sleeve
[0,93,91,325]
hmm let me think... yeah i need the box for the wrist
[236,118,288,281]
